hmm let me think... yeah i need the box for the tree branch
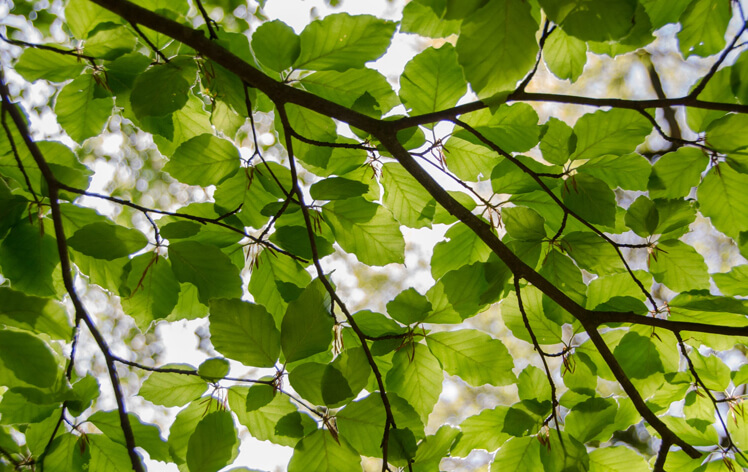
[0,77,145,472]
[276,103,396,472]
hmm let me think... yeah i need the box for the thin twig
[675,332,747,462]
[689,19,748,99]
[194,0,218,39]
[451,118,659,311]
[0,33,97,66]
[277,103,396,472]
[514,277,564,449]
[0,75,145,472]
[129,21,169,63]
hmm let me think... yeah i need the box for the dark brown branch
[0,77,145,472]
[90,0,748,137]
[276,103,395,472]
[653,438,672,472]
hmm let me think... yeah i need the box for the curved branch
[0,77,145,472]
[276,103,396,472]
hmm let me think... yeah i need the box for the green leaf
[301,69,399,115]
[387,288,432,325]
[0,182,27,240]
[562,231,625,275]
[691,351,730,391]
[562,174,617,227]
[0,221,58,297]
[625,196,659,237]
[209,299,280,367]
[287,430,361,472]
[138,364,206,407]
[570,109,652,161]
[251,20,300,72]
[426,330,515,387]
[456,0,538,98]
[163,134,240,186]
[386,343,443,423]
[248,249,311,324]
[400,44,466,118]
[186,411,238,472]
[698,164,748,238]
[649,147,709,199]
[444,135,497,182]
[55,74,113,142]
[229,386,315,447]
[543,27,587,82]
[400,0,461,38]
[289,362,351,407]
[713,265,748,296]
[540,117,574,165]
[197,358,229,382]
[613,332,664,380]
[121,254,180,330]
[82,26,136,60]
[310,177,368,201]
[650,240,710,292]
[539,0,637,41]
[130,61,195,119]
[451,406,512,456]
[14,48,86,82]
[430,223,491,279]
[0,287,71,341]
[281,279,335,363]
[87,410,171,463]
[539,249,587,304]
[588,446,650,472]
[565,397,618,443]
[336,392,424,458]
[86,435,136,472]
[64,0,122,39]
[457,104,541,153]
[168,241,242,304]
[0,328,58,388]
[381,162,435,228]
[323,197,405,266]
[706,113,748,153]
[490,436,542,470]
[678,0,732,58]
[294,14,397,71]
[503,206,546,241]
[66,222,147,260]
[577,153,651,191]
[501,285,563,345]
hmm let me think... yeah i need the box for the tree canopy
[1,0,748,470]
